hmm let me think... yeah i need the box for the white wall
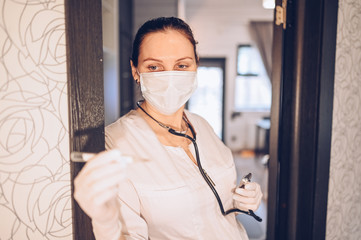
[326,0,361,238]
[0,1,72,239]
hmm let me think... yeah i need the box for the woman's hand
[73,150,126,224]
[233,182,263,212]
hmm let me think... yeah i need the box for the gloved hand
[232,182,263,212]
[73,150,127,224]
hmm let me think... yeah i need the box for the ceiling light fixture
[263,0,275,9]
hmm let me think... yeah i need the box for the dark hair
[131,17,199,67]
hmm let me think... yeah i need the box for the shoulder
[105,110,142,149]
[184,110,208,126]
[184,110,216,134]
[185,110,226,148]
[106,111,134,133]
[185,111,234,169]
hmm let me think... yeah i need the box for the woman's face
[131,29,197,79]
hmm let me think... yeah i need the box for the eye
[176,64,188,70]
[148,65,159,71]
[178,64,187,69]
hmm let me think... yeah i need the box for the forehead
[139,30,194,59]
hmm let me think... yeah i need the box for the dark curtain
[249,21,273,81]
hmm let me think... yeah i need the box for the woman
[74,17,262,240]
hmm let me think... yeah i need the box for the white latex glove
[74,149,126,224]
[232,182,263,212]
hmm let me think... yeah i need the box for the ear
[130,60,140,83]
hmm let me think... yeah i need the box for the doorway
[187,58,226,140]
[64,0,339,239]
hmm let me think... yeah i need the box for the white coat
[93,110,249,240]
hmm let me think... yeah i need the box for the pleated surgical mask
[139,71,198,115]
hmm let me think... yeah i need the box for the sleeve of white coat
[91,215,121,240]
[92,131,148,239]
[91,178,148,240]
[118,179,148,239]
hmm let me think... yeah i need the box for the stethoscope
[137,101,262,222]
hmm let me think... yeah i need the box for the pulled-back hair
[131,17,199,67]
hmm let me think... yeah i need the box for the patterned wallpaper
[0,1,72,239]
[326,0,361,239]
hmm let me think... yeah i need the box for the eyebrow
[142,57,194,63]
[176,57,194,62]
[142,58,162,63]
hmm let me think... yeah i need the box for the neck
[138,101,185,131]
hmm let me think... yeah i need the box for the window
[235,45,271,111]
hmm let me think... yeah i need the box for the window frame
[234,44,272,112]
[236,44,261,77]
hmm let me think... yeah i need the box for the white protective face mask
[139,71,198,115]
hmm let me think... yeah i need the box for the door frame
[64,0,339,239]
[267,0,339,239]
[65,0,104,239]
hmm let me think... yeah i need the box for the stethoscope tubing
[169,127,262,222]
[137,101,262,222]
